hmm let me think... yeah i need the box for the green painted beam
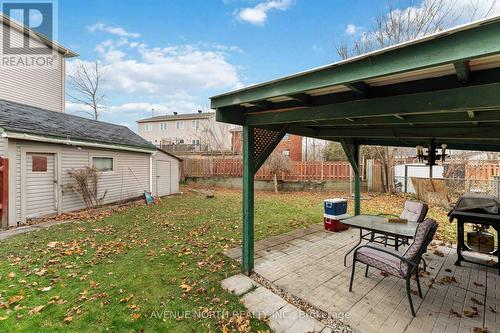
[316,126,500,140]
[216,107,244,125]
[245,82,500,126]
[242,125,255,275]
[304,110,500,127]
[345,82,369,96]
[211,18,500,108]
[454,61,471,83]
[340,140,361,216]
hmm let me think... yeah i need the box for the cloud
[235,0,292,26]
[344,24,360,36]
[87,22,141,38]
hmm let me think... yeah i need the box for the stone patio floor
[225,224,500,333]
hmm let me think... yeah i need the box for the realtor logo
[1,1,58,68]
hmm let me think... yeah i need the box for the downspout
[149,153,153,194]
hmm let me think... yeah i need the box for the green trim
[341,140,360,216]
[211,19,500,108]
[4,130,156,154]
[245,82,500,126]
[242,125,255,275]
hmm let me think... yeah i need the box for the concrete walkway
[0,219,75,241]
[221,274,338,333]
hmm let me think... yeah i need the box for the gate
[0,158,8,228]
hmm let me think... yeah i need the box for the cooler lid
[324,198,347,203]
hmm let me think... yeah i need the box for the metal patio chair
[349,218,437,317]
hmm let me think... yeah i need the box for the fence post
[0,158,8,229]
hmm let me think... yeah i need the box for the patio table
[341,215,419,266]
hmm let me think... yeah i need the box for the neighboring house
[0,14,78,112]
[230,128,303,161]
[137,111,232,153]
[0,15,180,228]
[0,100,181,228]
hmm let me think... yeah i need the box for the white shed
[0,100,181,227]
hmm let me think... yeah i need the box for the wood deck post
[341,140,361,216]
[242,125,255,275]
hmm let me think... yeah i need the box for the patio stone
[223,223,500,333]
[241,286,288,319]
[221,274,258,296]
[268,303,325,333]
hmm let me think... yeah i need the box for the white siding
[26,153,57,218]
[0,137,5,157]
[152,150,180,197]
[0,23,65,112]
[12,140,154,225]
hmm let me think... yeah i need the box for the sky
[44,0,500,130]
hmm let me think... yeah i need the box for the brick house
[230,128,303,161]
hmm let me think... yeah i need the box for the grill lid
[454,194,500,214]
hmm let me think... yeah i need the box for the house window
[282,149,290,157]
[92,157,114,172]
[160,122,167,131]
[176,121,184,129]
[144,123,153,132]
[192,139,200,145]
[191,120,200,129]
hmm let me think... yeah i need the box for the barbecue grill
[448,194,500,275]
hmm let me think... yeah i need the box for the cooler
[324,198,348,216]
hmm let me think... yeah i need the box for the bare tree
[335,0,497,193]
[265,151,292,193]
[336,0,497,59]
[67,61,106,120]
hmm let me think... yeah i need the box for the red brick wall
[231,131,303,161]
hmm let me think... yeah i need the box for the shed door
[155,160,171,197]
[26,153,57,218]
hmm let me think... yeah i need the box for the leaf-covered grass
[0,186,455,332]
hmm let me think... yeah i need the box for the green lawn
[0,186,454,332]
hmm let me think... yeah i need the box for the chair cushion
[403,218,437,261]
[400,201,426,222]
[355,244,407,277]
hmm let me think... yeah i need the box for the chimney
[198,110,202,114]
[173,112,178,115]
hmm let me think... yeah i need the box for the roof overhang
[0,13,78,58]
[1,130,156,154]
[211,15,500,152]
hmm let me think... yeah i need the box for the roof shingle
[0,99,155,150]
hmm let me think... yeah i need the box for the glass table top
[341,214,418,238]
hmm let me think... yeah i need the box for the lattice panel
[253,127,282,160]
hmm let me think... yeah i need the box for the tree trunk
[273,173,278,194]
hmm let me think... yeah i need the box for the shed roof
[0,99,156,151]
[211,15,500,152]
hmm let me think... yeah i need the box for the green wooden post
[242,125,255,275]
[341,140,361,216]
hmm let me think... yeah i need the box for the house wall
[0,137,5,157]
[9,140,156,226]
[138,115,231,150]
[0,23,65,112]
[152,150,180,197]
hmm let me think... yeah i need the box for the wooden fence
[182,158,365,181]
[0,158,8,229]
[465,162,500,180]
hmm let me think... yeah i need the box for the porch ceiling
[211,16,500,152]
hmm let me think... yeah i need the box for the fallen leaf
[131,313,141,321]
[7,272,15,280]
[28,305,44,316]
[47,242,58,248]
[471,297,484,306]
[63,316,73,323]
[473,327,487,333]
[180,284,192,292]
